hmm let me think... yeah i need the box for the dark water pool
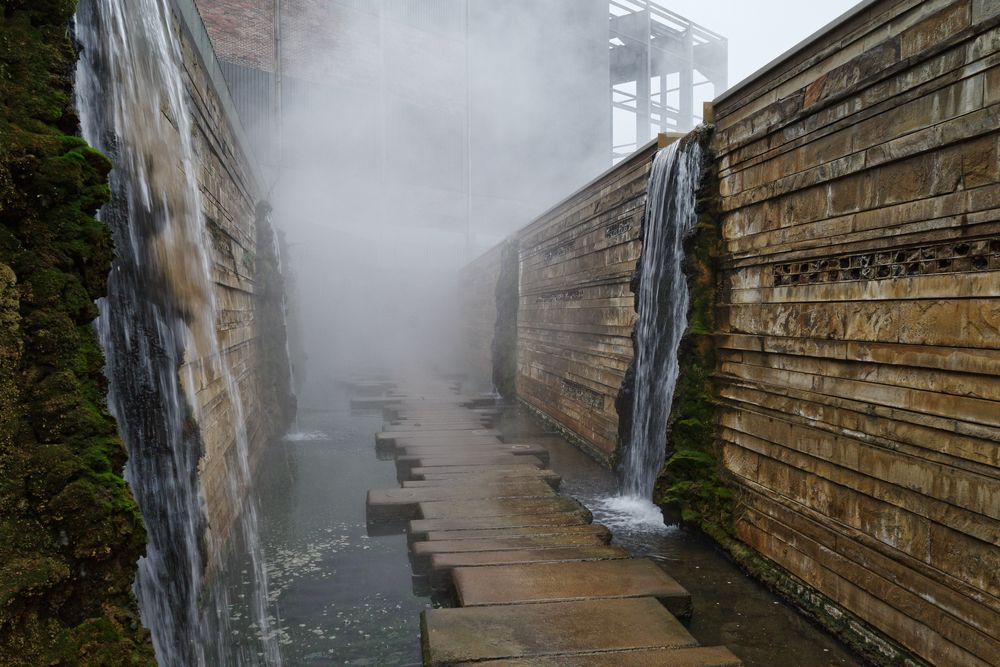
[229,377,430,665]
[226,378,863,666]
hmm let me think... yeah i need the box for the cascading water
[75,1,281,664]
[611,139,703,523]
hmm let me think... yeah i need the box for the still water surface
[226,377,862,666]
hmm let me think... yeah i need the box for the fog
[262,0,860,386]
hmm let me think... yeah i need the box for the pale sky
[663,0,864,89]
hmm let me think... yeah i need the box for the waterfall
[619,140,703,501]
[75,1,281,664]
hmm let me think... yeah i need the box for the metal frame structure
[609,0,727,161]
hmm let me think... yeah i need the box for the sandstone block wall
[176,0,293,548]
[459,242,505,393]
[712,1,1000,664]
[512,146,655,462]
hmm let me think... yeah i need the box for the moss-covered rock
[0,1,153,662]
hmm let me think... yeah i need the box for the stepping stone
[397,443,549,464]
[417,496,588,520]
[409,513,591,539]
[398,457,543,482]
[421,598,697,665]
[411,534,608,569]
[402,469,561,490]
[452,559,691,617]
[387,423,496,432]
[399,455,545,480]
[420,524,610,543]
[378,428,501,443]
[378,434,503,451]
[428,546,629,587]
[412,464,553,478]
[367,481,557,522]
[451,646,743,666]
[351,396,401,409]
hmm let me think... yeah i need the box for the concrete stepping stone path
[362,383,743,666]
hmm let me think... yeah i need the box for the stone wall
[459,1,1000,663]
[458,241,504,393]
[176,0,294,549]
[712,1,1000,664]
[512,145,655,463]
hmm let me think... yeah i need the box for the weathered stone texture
[459,243,504,392]
[712,1,1000,664]
[177,5,292,553]
[513,147,654,462]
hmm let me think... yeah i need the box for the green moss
[0,2,154,662]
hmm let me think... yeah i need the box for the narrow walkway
[365,380,743,666]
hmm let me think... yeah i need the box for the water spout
[618,140,703,503]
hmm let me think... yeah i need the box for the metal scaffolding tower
[609,0,728,161]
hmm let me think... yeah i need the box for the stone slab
[367,481,557,520]
[403,468,562,489]
[411,534,609,569]
[397,457,544,483]
[398,443,549,464]
[431,545,628,570]
[421,524,610,543]
[351,396,401,409]
[401,469,561,490]
[383,437,504,451]
[452,646,743,666]
[409,513,591,539]
[411,464,550,478]
[377,429,501,443]
[421,598,698,665]
[399,456,545,480]
[417,496,588,520]
[382,426,492,435]
[452,559,691,617]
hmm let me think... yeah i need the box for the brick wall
[195,0,275,70]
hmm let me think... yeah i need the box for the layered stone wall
[176,0,294,548]
[712,1,1000,664]
[512,145,655,463]
[459,242,504,393]
[459,1,1000,663]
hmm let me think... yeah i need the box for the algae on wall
[0,1,153,663]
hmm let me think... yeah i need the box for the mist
[259,0,614,385]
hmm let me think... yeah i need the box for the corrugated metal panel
[219,61,275,162]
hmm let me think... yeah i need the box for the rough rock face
[0,2,153,662]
